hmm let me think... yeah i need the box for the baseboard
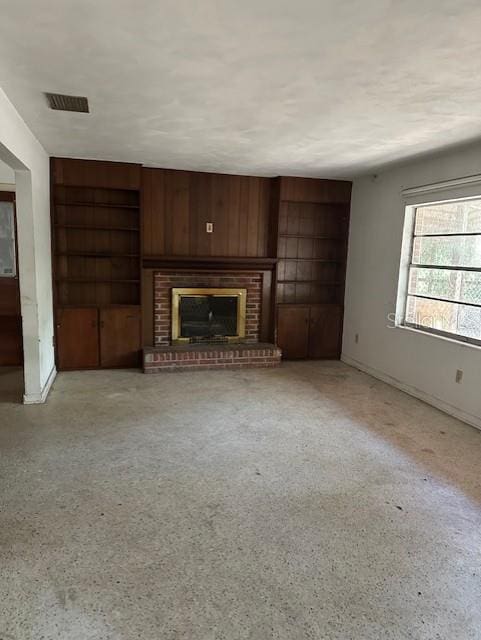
[341,354,481,432]
[23,366,57,404]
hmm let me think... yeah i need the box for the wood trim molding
[23,366,57,404]
[401,173,481,198]
[143,256,278,270]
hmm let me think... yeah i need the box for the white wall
[343,142,481,430]
[0,88,55,402]
[0,157,15,189]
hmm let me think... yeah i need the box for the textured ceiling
[1,0,481,177]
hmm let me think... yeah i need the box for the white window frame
[396,174,481,348]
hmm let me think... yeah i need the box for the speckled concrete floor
[0,362,480,640]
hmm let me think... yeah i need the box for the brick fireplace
[154,271,262,345]
[143,268,281,373]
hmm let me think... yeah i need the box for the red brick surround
[154,271,262,345]
[144,343,281,373]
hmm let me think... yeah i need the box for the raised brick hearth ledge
[143,343,281,373]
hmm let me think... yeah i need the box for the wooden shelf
[278,258,342,262]
[279,234,343,240]
[57,303,140,308]
[277,280,341,285]
[56,201,139,209]
[277,302,342,307]
[143,255,277,270]
[58,183,140,192]
[281,199,348,207]
[56,278,140,284]
[144,255,277,264]
[56,252,140,258]
[54,224,140,232]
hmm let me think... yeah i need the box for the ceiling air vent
[45,93,89,113]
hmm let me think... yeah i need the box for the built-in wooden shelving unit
[50,160,352,369]
[273,177,351,359]
[51,158,142,370]
[53,184,141,307]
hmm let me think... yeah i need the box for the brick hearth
[143,343,281,373]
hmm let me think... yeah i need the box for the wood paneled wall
[142,168,272,257]
[279,176,351,204]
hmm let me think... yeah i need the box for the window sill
[395,324,481,352]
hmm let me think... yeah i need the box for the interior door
[308,304,342,359]
[100,307,141,368]
[56,307,99,369]
[277,305,310,359]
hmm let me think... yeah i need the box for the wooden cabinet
[100,307,141,368]
[56,306,140,370]
[56,308,99,370]
[277,304,342,360]
[277,306,310,359]
[308,304,343,359]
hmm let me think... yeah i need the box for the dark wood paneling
[308,304,343,359]
[141,269,154,347]
[100,307,141,368]
[0,277,20,315]
[260,269,273,343]
[50,160,352,363]
[52,158,141,190]
[56,307,99,369]
[142,168,272,258]
[279,177,351,204]
[277,306,310,359]
[0,316,23,365]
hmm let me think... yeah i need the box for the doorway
[0,163,23,401]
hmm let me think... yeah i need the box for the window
[0,200,16,277]
[400,197,481,346]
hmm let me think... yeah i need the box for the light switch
[206,222,213,233]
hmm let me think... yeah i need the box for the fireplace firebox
[171,288,247,344]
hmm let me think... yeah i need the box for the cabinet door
[308,304,343,359]
[277,306,310,359]
[56,308,99,370]
[100,307,141,368]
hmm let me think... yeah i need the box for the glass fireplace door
[171,288,247,344]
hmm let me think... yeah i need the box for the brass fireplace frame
[171,287,247,344]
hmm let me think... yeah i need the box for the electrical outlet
[455,369,463,384]
[355,333,359,344]
[206,222,213,233]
